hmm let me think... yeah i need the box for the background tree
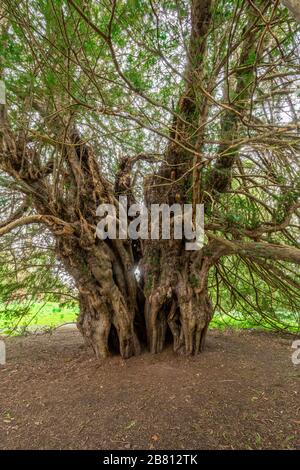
[0,0,299,358]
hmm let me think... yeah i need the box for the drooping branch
[0,214,74,237]
[209,234,300,265]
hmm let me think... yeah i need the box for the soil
[0,327,299,450]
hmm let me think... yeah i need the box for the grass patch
[0,303,298,336]
[0,302,78,335]
[211,310,299,333]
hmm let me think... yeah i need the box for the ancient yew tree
[0,0,299,358]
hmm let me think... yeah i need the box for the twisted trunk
[145,272,213,355]
[54,235,142,359]
[1,0,216,359]
[53,222,214,358]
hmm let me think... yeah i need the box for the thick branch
[209,233,300,265]
[0,214,74,237]
[0,200,29,229]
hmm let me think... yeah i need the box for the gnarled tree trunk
[143,246,213,355]
[4,0,299,361]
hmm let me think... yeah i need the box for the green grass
[211,310,299,333]
[0,302,78,335]
[211,314,265,330]
[0,302,298,336]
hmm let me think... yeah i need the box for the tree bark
[4,0,299,360]
[55,236,142,358]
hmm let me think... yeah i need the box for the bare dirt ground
[0,327,299,450]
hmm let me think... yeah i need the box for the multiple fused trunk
[50,0,216,358]
[1,108,215,358]
[0,0,217,359]
[57,232,214,359]
[53,165,215,358]
[2,0,299,359]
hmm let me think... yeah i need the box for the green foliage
[0,0,299,337]
[219,193,261,230]
[209,257,300,334]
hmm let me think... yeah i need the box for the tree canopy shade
[0,0,299,357]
